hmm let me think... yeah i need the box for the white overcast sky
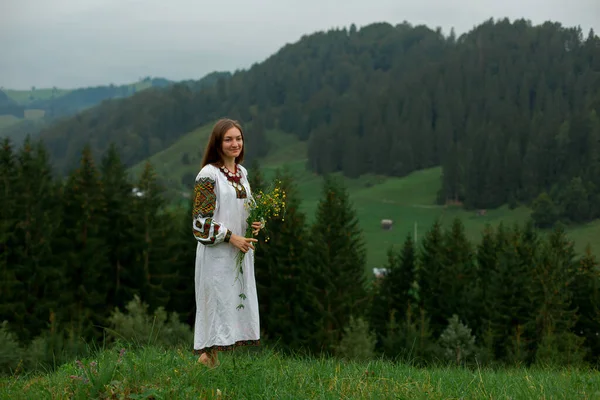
[1,0,599,89]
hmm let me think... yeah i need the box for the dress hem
[193,339,260,355]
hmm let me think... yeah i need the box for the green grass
[3,88,71,104]
[0,115,20,130]
[1,345,598,399]
[129,123,600,269]
[23,109,45,119]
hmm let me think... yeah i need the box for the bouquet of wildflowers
[235,180,286,309]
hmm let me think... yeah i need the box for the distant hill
[0,77,173,119]
[28,18,600,226]
[0,72,230,144]
[23,77,176,118]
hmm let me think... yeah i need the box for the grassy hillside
[0,115,20,131]
[130,124,600,269]
[127,123,214,193]
[1,345,598,399]
[3,79,165,105]
[3,87,71,104]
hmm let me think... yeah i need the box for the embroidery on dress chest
[218,165,248,199]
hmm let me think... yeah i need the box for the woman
[192,118,262,368]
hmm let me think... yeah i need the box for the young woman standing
[192,118,262,367]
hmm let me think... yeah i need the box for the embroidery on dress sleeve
[193,177,217,218]
[194,219,220,243]
[193,177,222,243]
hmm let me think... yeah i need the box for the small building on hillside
[381,219,393,230]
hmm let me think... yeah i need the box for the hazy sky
[1,0,599,89]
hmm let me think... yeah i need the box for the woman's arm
[192,172,232,245]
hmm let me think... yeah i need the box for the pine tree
[335,316,377,361]
[342,134,362,178]
[485,223,537,363]
[370,233,417,347]
[553,120,571,183]
[56,145,110,339]
[476,224,497,296]
[306,175,368,353]
[504,137,522,203]
[479,128,507,208]
[12,139,62,341]
[0,138,22,339]
[521,138,541,201]
[439,141,464,204]
[417,219,447,336]
[441,218,478,329]
[389,132,415,177]
[463,123,488,208]
[130,161,171,311]
[394,233,418,308]
[531,224,586,365]
[99,143,136,310]
[438,314,478,366]
[570,245,600,363]
[475,224,498,344]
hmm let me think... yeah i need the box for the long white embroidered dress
[192,163,260,354]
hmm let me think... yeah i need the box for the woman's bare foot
[198,353,213,367]
[198,350,219,368]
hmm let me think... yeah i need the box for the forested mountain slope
[37,19,600,222]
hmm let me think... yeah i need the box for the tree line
[1,137,599,371]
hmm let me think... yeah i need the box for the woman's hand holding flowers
[251,221,264,236]
[230,234,258,253]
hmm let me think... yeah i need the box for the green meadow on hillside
[130,124,600,269]
[3,80,159,105]
[1,345,598,399]
[3,88,71,104]
[23,109,45,119]
[0,115,20,130]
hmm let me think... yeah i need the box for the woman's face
[221,127,243,160]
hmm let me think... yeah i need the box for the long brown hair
[200,118,245,168]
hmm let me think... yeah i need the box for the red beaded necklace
[218,164,247,198]
[219,164,242,186]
